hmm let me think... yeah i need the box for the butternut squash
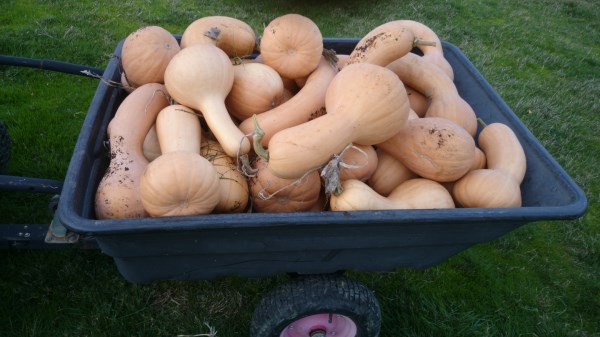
[343,21,434,67]
[377,117,476,182]
[180,15,257,57]
[164,43,251,157]
[264,62,410,179]
[387,53,477,136]
[367,148,417,196]
[143,125,161,162]
[259,14,323,79]
[140,104,221,217]
[249,156,321,212]
[238,56,338,147]
[201,139,249,213]
[452,169,522,208]
[140,151,221,216]
[338,144,378,182]
[121,26,180,88]
[225,62,284,121]
[329,178,454,211]
[155,105,202,153]
[394,20,454,79]
[94,83,170,219]
[477,121,526,183]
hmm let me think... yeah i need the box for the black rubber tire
[250,274,381,337]
[0,120,11,174]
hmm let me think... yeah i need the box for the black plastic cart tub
[56,38,587,283]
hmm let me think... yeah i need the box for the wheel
[0,120,11,174]
[251,274,381,337]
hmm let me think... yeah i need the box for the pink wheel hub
[279,313,357,337]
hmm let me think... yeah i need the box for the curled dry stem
[321,143,369,196]
[251,114,269,161]
[413,38,437,47]
[322,48,339,68]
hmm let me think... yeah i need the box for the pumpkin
[94,83,170,219]
[180,15,257,58]
[259,14,323,79]
[249,156,321,212]
[164,43,251,158]
[377,117,476,182]
[121,26,180,88]
[264,62,410,179]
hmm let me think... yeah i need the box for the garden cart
[0,37,588,337]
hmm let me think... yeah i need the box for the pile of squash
[94,14,526,220]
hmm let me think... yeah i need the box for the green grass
[1,0,599,336]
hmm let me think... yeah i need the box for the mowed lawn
[1,1,598,336]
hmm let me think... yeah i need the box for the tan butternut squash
[377,117,476,182]
[338,144,378,182]
[387,53,477,136]
[164,43,251,157]
[121,26,180,88]
[264,63,410,179]
[343,21,434,67]
[225,62,284,121]
[94,83,170,219]
[477,121,526,183]
[329,178,455,211]
[452,169,522,208]
[155,105,202,153]
[259,14,323,79]
[367,148,418,196]
[201,139,249,213]
[143,125,161,162]
[140,151,221,216]
[180,16,257,57]
[394,20,454,79]
[140,104,221,217]
[238,56,338,147]
[249,156,321,212]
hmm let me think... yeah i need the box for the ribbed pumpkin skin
[140,151,221,217]
[260,14,323,80]
[121,26,180,88]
